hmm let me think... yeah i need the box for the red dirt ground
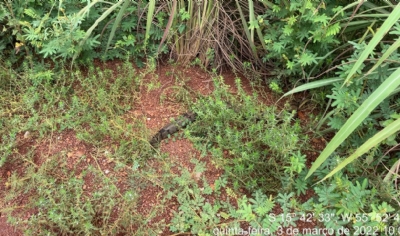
[0,62,325,235]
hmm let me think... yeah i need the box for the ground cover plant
[1,0,400,235]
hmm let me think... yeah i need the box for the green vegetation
[1,0,399,235]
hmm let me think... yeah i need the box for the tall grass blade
[320,117,400,182]
[343,3,400,85]
[145,0,156,45]
[283,77,343,96]
[363,2,392,13]
[76,0,110,18]
[106,0,131,52]
[366,36,400,75]
[236,0,258,58]
[306,67,400,179]
[157,0,177,53]
[248,0,255,43]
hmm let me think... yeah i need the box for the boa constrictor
[149,111,197,147]
[149,100,304,147]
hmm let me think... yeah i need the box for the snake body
[149,100,302,147]
[149,111,197,147]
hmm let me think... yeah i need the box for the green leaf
[24,8,38,19]
[320,117,400,182]
[299,52,317,66]
[283,77,343,97]
[286,60,295,70]
[105,0,131,52]
[344,4,400,85]
[248,20,259,30]
[145,0,156,43]
[272,42,284,53]
[237,201,255,221]
[313,14,329,26]
[179,8,190,21]
[283,24,293,36]
[326,22,341,37]
[287,15,297,26]
[40,43,57,57]
[306,67,400,180]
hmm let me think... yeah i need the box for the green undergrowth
[1,61,399,235]
[5,153,155,235]
[0,59,153,165]
[0,60,163,234]
[187,76,306,192]
[172,76,400,235]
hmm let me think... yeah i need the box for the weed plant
[187,76,306,191]
[2,61,399,234]
[5,151,162,235]
[0,59,165,235]
[0,59,153,166]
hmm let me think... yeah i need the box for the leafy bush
[258,0,344,78]
[0,0,166,65]
[187,77,306,191]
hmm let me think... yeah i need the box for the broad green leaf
[283,77,343,97]
[306,67,400,179]
[145,0,156,43]
[343,3,400,85]
[106,0,131,52]
[320,117,400,182]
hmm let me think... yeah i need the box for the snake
[149,98,306,147]
[149,111,197,147]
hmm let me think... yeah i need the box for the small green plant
[249,1,345,79]
[187,76,306,191]
[285,151,306,176]
[269,80,283,94]
[165,158,229,234]
[236,191,282,233]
